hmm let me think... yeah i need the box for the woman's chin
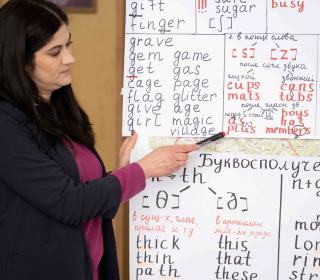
[59,77,72,87]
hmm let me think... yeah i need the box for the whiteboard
[123,1,320,279]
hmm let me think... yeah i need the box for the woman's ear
[25,64,32,75]
[25,59,35,76]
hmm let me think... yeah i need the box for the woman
[0,1,198,280]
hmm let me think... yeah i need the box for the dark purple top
[68,140,145,280]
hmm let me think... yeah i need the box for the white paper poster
[123,0,320,139]
[130,150,320,280]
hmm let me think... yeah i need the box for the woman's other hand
[118,132,138,168]
[137,144,198,178]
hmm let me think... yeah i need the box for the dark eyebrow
[47,33,72,52]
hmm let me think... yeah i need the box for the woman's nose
[62,48,75,65]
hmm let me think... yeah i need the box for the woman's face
[29,24,75,101]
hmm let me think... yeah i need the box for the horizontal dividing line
[126,32,224,36]
[125,32,320,36]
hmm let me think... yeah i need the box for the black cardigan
[0,102,121,280]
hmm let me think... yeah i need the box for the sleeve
[0,109,122,226]
[112,162,146,203]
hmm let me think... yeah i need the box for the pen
[196,131,226,147]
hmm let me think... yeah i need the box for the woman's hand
[118,132,138,168]
[137,144,199,178]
